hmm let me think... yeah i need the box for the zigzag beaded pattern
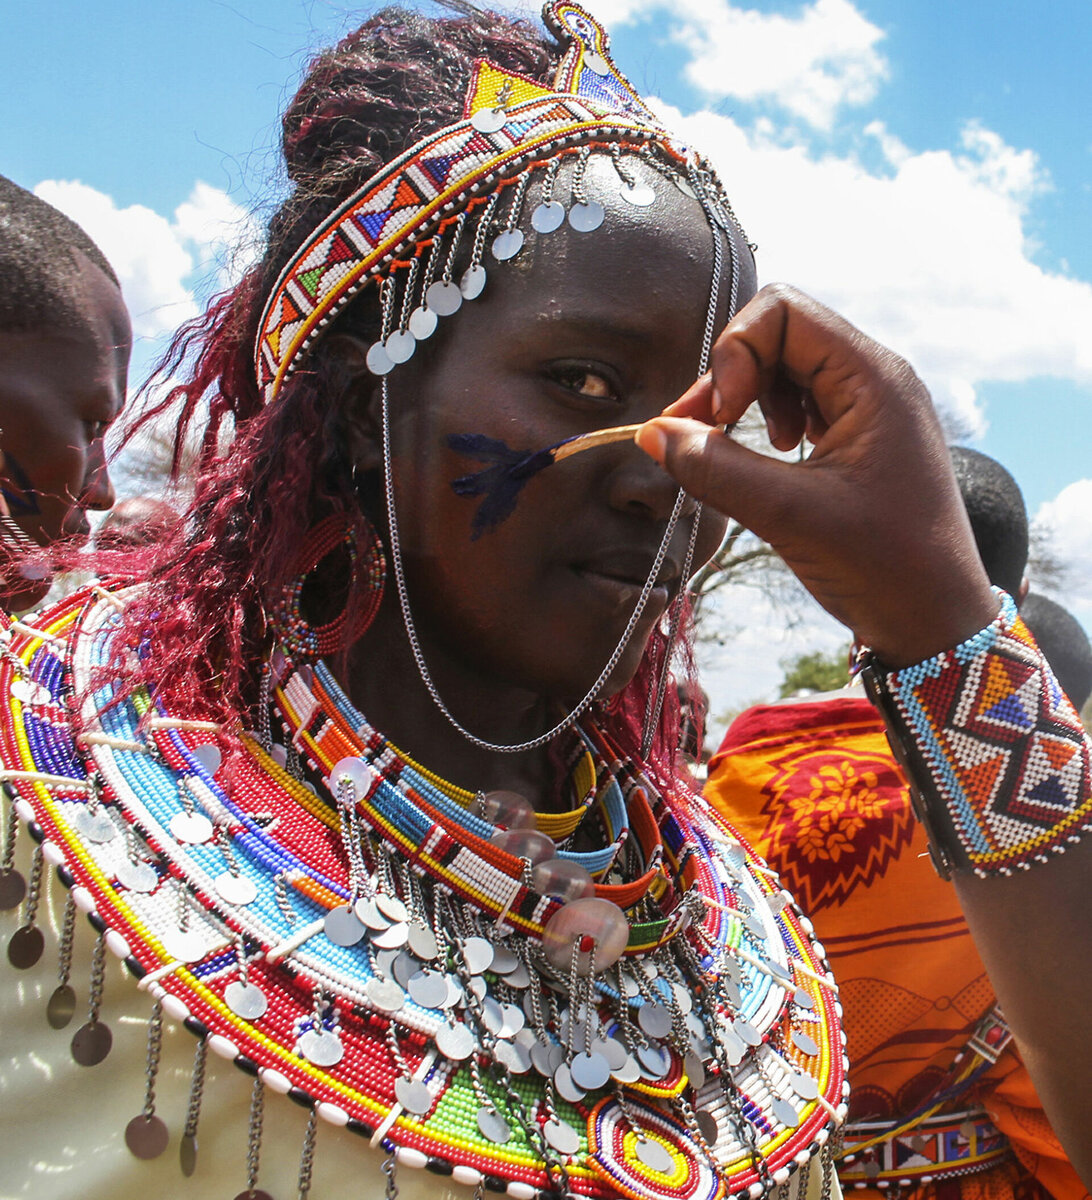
[885,590,1092,875]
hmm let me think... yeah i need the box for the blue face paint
[0,454,42,516]
[447,433,558,540]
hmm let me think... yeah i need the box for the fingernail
[635,422,667,463]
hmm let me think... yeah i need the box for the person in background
[1019,592,1092,713]
[704,449,1086,1200]
[0,175,130,609]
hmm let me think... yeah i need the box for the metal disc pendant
[735,1018,762,1047]
[407,922,438,960]
[74,807,116,843]
[7,923,44,969]
[504,961,531,989]
[553,1062,586,1104]
[470,107,506,133]
[71,1019,112,1066]
[794,986,815,1010]
[620,180,656,207]
[610,1053,641,1084]
[163,929,206,963]
[477,1108,512,1144]
[192,743,222,774]
[0,868,26,910]
[568,202,604,232]
[408,306,438,340]
[530,1039,564,1077]
[216,872,257,907]
[47,983,77,1029]
[569,1050,610,1091]
[299,1029,344,1067]
[595,1036,629,1071]
[460,264,487,300]
[543,1117,580,1156]
[637,1002,672,1039]
[479,995,505,1036]
[125,1113,169,1159]
[675,175,697,198]
[683,1051,705,1090]
[354,896,390,931]
[792,1029,819,1057]
[170,811,213,845]
[436,1021,476,1061]
[493,1038,533,1074]
[366,340,394,376]
[583,51,610,75]
[491,229,524,261]
[696,1110,719,1145]
[384,329,416,364]
[771,1096,799,1128]
[394,1076,433,1115]
[408,969,448,1010]
[11,677,49,704]
[462,935,494,975]
[375,894,409,923]
[636,1042,668,1076]
[531,201,565,233]
[790,1069,819,1100]
[425,280,462,317]
[635,1136,674,1174]
[234,1191,273,1200]
[370,921,409,951]
[116,860,158,893]
[225,980,268,1020]
[180,1132,198,1176]
[365,976,406,1014]
[490,945,518,973]
[718,1027,746,1066]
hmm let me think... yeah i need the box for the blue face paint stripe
[1,453,42,516]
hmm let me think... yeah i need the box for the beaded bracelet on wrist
[860,588,1092,878]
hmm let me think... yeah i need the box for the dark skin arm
[635,283,1092,1183]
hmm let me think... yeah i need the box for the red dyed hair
[105,4,702,789]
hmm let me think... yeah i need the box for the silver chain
[244,1077,265,1194]
[296,1107,319,1199]
[56,889,76,987]
[141,1001,164,1118]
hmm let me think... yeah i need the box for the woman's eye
[549,365,619,401]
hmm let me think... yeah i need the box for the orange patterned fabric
[704,693,1086,1200]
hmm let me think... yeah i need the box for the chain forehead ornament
[254,0,711,404]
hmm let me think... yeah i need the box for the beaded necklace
[1,585,846,1199]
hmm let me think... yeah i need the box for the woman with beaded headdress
[1,4,1089,1200]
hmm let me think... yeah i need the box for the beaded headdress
[255,0,745,403]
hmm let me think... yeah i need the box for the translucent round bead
[531,858,595,902]
[491,828,555,864]
[541,897,629,975]
[480,790,537,830]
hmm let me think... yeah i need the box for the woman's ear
[325,332,384,474]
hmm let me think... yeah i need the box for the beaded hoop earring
[267,513,386,660]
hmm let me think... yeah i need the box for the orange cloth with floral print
[704,693,1086,1200]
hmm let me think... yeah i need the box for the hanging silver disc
[568,202,604,232]
[460,264,487,300]
[365,340,395,376]
[71,1018,112,1066]
[771,1096,800,1128]
[670,982,693,1015]
[0,868,27,910]
[620,181,656,207]
[617,971,641,998]
[477,1107,512,1144]
[180,1132,198,1176]
[461,936,494,974]
[569,1050,610,1091]
[497,1002,525,1038]
[394,1076,433,1115]
[553,1062,586,1104]
[374,894,409,924]
[391,950,418,989]
[163,929,206,964]
[792,1029,820,1056]
[790,1069,819,1100]
[116,860,158,893]
[47,983,77,1029]
[169,811,213,845]
[718,1026,746,1066]
[10,678,50,704]
[370,921,410,951]
[531,201,565,233]
[674,175,697,198]
[490,945,518,974]
[610,1053,641,1084]
[530,1039,565,1077]
[470,107,506,133]
[384,329,417,364]
[794,986,815,1010]
[425,280,462,317]
[191,743,222,774]
[234,1191,273,1200]
[354,896,390,931]
[504,961,531,989]
[408,306,438,341]
[734,1018,762,1047]
[479,995,505,1036]
[636,1042,669,1076]
[325,904,366,946]
[365,976,406,1014]
[683,1051,705,1090]
[696,1110,719,1145]
[435,1021,476,1061]
[74,807,116,843]
[583,51,610,75]
[543,1117,581,1156]
[637,1002,672,1039]
[493,1037,533,1074]
[7,924,44,969]
[491,229,524,261]
[407,969,448,1010]
[216,872,258,907]
[407,922,439,961]
[634,1137,674,1174]
[594,1036,629,1071]
[125,1113,170,1159]
[299,1028,344,1067]
[225,980,269,1020]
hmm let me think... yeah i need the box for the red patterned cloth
[704,692,1087,1200]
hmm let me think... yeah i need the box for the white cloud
[32,179,256,343]
[1036,481,1092,610]
[652,103,1092,439]
[585,0,887,130]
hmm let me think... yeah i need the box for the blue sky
[5,0,1091,711]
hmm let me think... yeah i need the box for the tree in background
[777,645,852,699]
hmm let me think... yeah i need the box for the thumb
[635,416,814,542]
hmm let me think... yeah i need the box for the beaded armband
[860,590,1092,878]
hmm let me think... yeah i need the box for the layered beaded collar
[1,586,846,1199]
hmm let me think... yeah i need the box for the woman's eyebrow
[524,310,658,347]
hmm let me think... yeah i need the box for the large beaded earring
[266,513,386,661]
